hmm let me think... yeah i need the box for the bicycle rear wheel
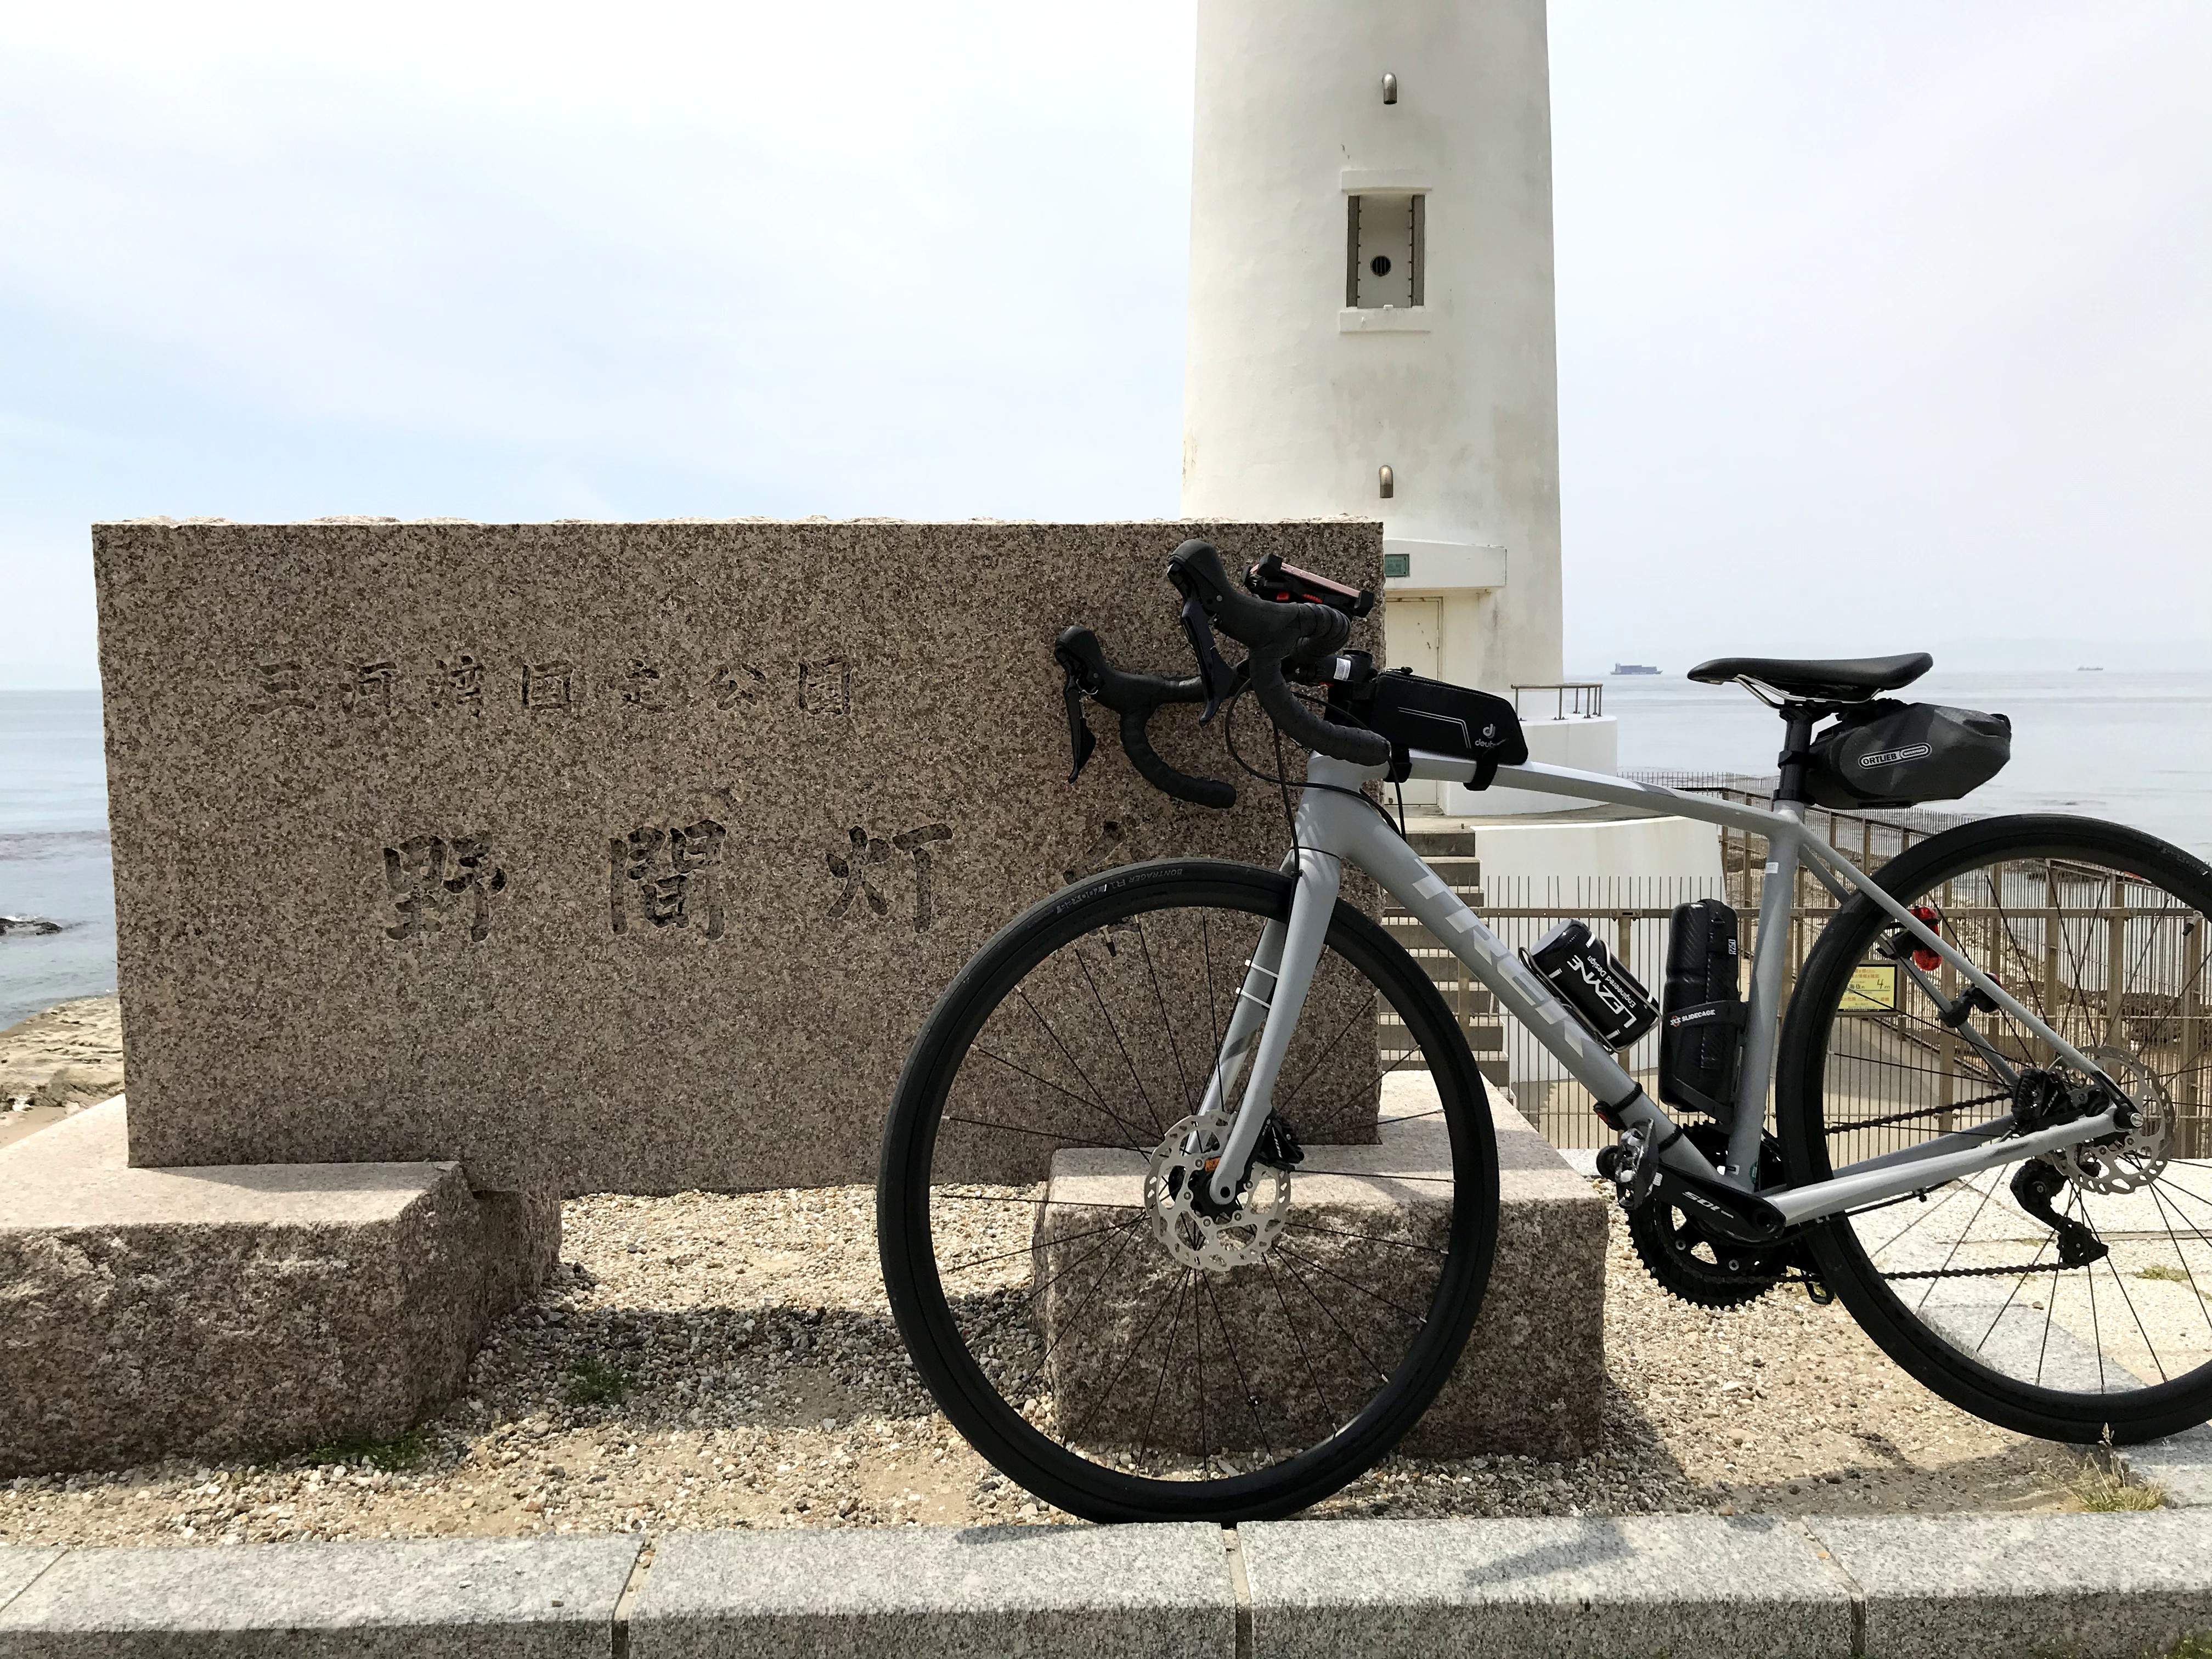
[1779,815,2212,1443]
[877,858,1498,1522]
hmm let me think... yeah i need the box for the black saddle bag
[1659,899,1746,1120]
[1807,701,2011,811]
[1327,667,1529,787]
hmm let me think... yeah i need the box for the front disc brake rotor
[2052,1045,2174,1194]
[1143,1111,1290,1272]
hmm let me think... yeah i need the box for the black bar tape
[1054,627,1238,809]
[1119,706,1235,808]
[1167,541,1390,769]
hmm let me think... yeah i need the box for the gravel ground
[0,1174,2119,1549]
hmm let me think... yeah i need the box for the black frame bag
[1658,899,1746,1120]
[1807,701,2010,811]
[1327,667,1529,787]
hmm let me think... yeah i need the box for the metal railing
[1482,861,2210,1161]
[1511,682,1604,721]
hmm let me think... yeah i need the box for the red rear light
[1909,905,1943,972]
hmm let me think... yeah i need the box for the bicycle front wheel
[877,858,1498,1522]
[1779,815,2212,1443]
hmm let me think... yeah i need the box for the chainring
[1624,1124,1793,1309]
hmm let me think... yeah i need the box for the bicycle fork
[1196,848,1343,1206]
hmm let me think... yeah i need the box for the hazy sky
[4,1,2208,685]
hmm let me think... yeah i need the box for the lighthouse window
[1347,193,1423,310]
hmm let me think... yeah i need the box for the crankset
[1613,1125,1816,1310]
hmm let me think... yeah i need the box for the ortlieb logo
[1860,742,1933,769]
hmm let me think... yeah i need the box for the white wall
[1181,0,1563,696]
[1473,815,1723,891]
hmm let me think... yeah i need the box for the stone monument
[93,518,1382,1196]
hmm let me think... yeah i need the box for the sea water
[0,691,114,1029]
[1605,669,2212,857]
[1,672,2208,1029]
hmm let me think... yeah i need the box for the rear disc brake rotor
[2052,1046,2173,1195]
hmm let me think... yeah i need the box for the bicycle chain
[1881,1261,2066,1280]
[1824,1091,2012,1136]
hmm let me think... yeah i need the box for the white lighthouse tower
[1181,0,1615,811]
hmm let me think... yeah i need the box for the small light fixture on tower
[1381,72,1398,105]
[1378,465,1395,500]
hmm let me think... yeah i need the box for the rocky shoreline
[1,993,125,1150]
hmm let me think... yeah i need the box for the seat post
[1773,704,1827,807]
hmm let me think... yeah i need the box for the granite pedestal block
[93,518,1384,1196]
[0,1099,557,1477]
[1035,1085,1605,1459]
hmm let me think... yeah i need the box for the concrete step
[1379,1015,1504,1058]
[1385,917,1490,955]
[1406,827,1481,857]
[1420,854,1482,878]
[1383,898,1484,924]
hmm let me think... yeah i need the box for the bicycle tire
[877,858,1499,1522]
[1778,814,2212,1443]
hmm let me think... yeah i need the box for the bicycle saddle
[1686,652,1933,702]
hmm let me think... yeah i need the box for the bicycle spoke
[1133,918,1194,1115]
[1277,1250,1393,1385]
[1036,1221,1150,1366]
[1279,984,1380,1113]
[944,1108,1142,1153]
[1201,1276,1274,1462]
[1280,1220,1448,1255]
[934,1190,1142,1212]
[1071,944,1165,1137]
[2145,1183,2212,1343]
[1973,1232,2053,1356]
[1274,1240,1426,1323]
[1138,1272,1193,1461]
[1072,1270,1187,1442]
[941,1214,1135,1278]
[1291,1167,1457,1184]
[959,1218,1146,1345]
[1266,1256,1341,1429]
[1009,994,1156,1149]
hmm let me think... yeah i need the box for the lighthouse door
[1383,596,1443,809]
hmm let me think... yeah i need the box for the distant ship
[2078,665,2104,672]
[1612,663,1660,676]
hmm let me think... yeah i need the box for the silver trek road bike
[877,538,2212,1523]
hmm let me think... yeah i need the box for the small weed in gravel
[297,1429,428,1472]
[2066,1460,2164,1511]
[562,1357,629,1406]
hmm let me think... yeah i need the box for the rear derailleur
[1598,1124,1825,1311]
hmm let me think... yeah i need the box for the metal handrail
[1510,682,1604,720]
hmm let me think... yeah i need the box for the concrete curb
[2,1511,2209,1658]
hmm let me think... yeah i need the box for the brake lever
[1177,592,1238,724]
[1059,665,1097,783]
